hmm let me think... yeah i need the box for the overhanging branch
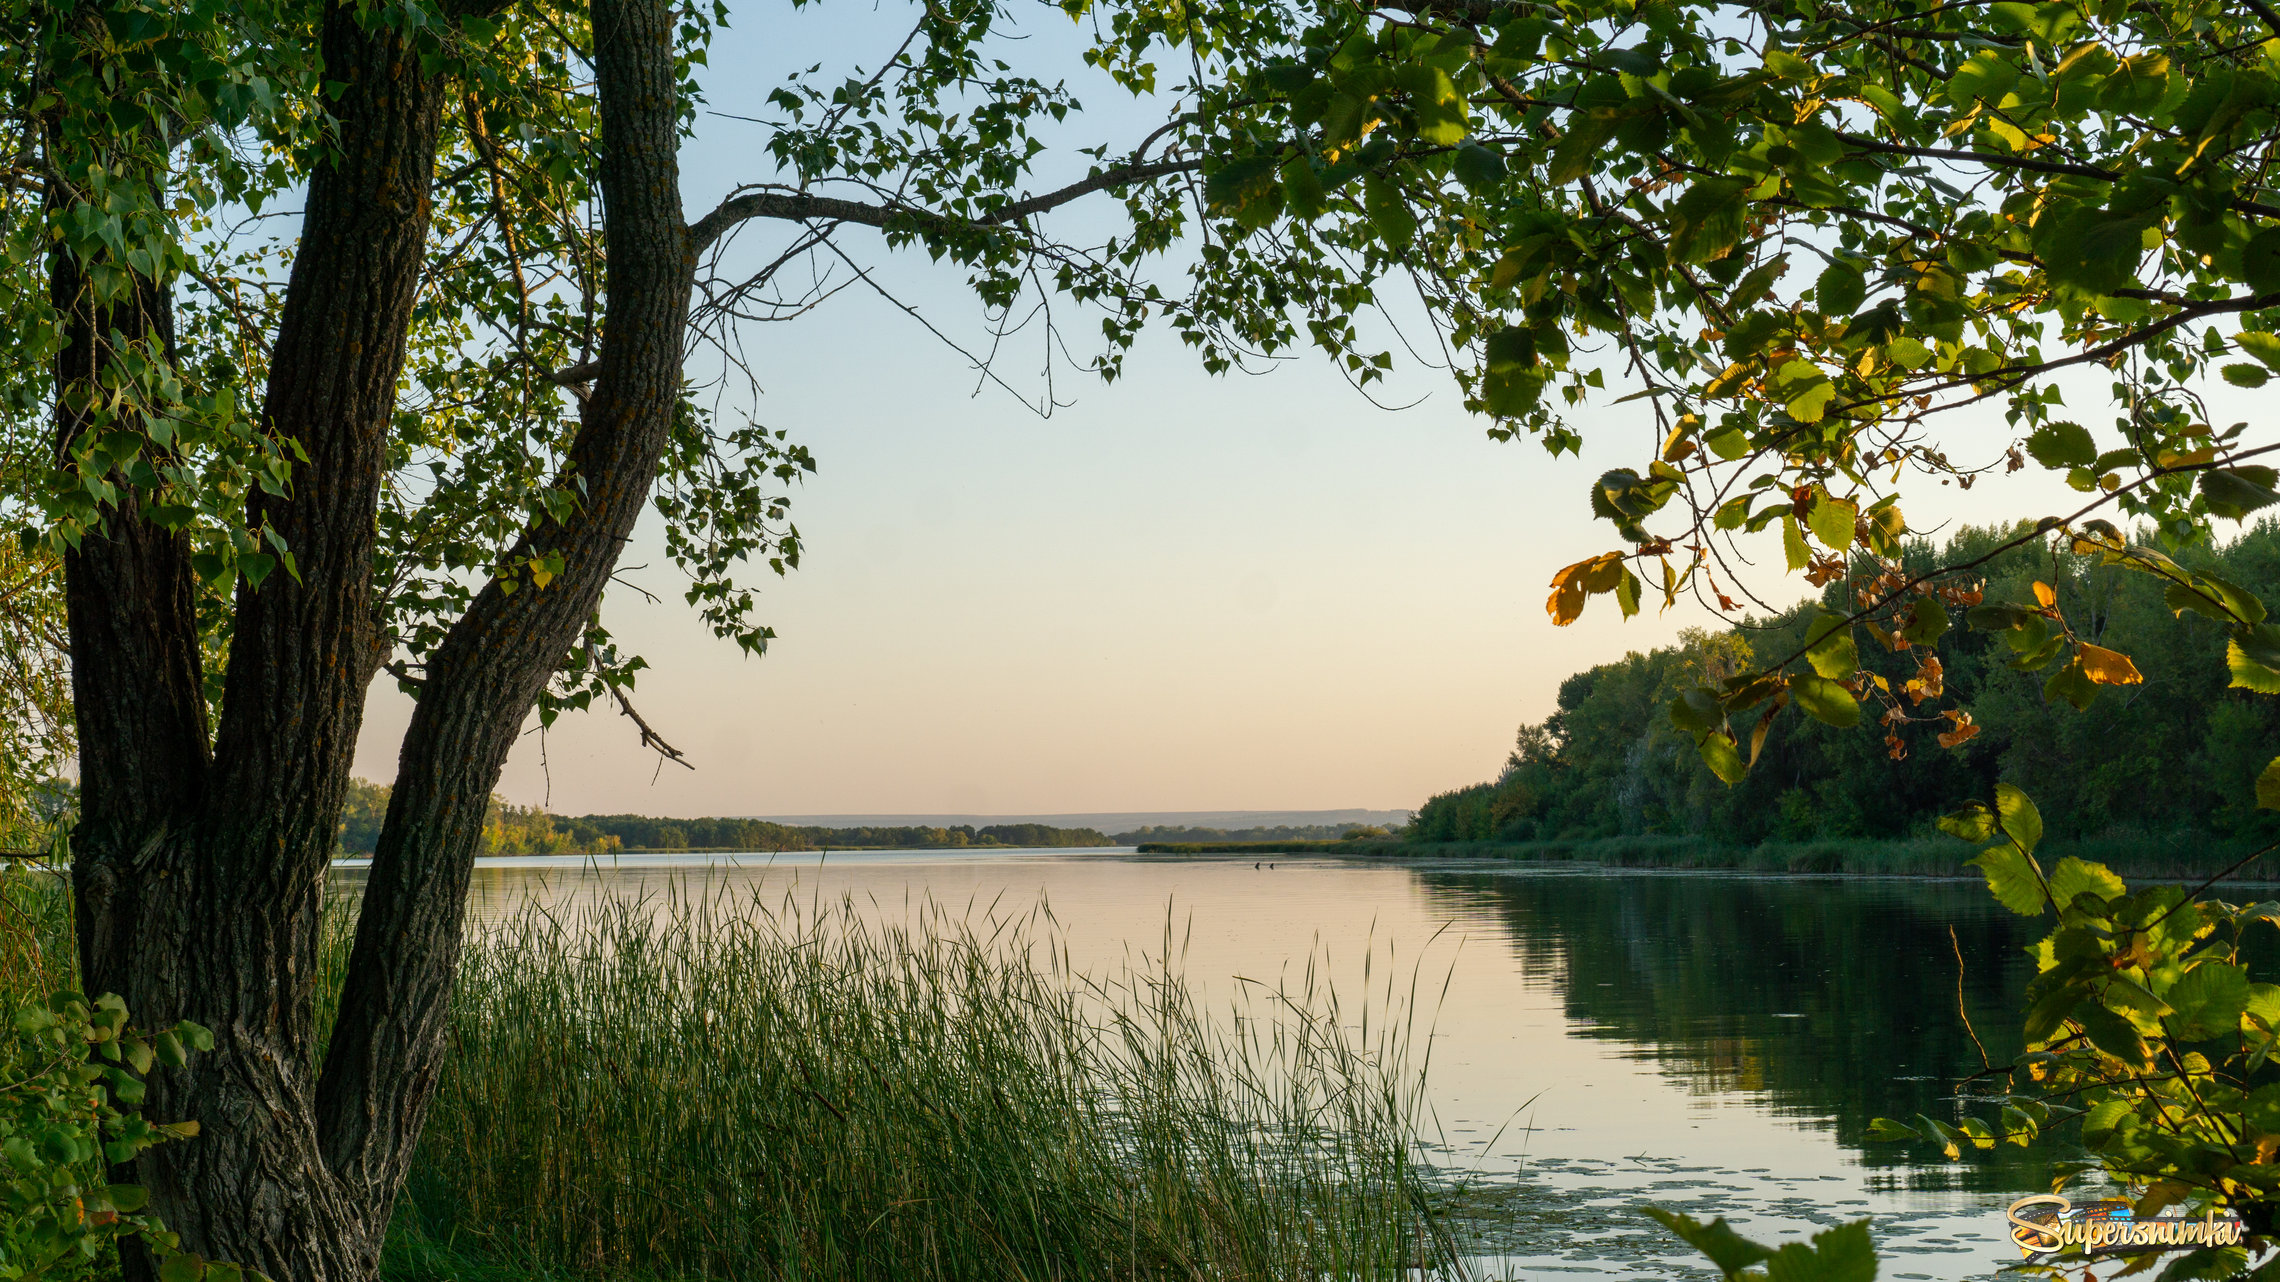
[688,157,1202,255]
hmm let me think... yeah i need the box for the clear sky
[347,0,2175,818]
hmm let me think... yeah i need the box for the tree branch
[688,157,1202,255]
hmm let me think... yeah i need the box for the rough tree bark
[58,0,692,1277]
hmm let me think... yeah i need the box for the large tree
[30,0,2280,1270]
[7,0,1428,1274]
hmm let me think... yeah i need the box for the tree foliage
[1414,522,2280,852]
[1180,0,2280,791]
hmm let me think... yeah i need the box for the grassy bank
[7,867,1461,1282]
[1141,834,2275,880]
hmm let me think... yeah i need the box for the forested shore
[335,781,1117,855]
[1399,522,2280,874]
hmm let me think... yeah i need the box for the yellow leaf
[1546,552,1625,626]
[1548,577,1585,625]
[2076,642,2143,685]
[2032,580,2056,608]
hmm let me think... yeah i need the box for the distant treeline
[573,815,1117,852]
[337,781,1114,854]
[1410,522,2280,851]
[1112,824,1386,844]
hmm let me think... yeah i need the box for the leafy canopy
[1172,0,2280,784]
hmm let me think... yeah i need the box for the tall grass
[381,883,1462,1282]
[0,858,72,998]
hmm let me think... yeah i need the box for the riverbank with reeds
[1138,833,2273,881]
[5,868,1467,1282]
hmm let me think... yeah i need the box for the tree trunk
[57,0,692,1277]
[316,0,692,1217]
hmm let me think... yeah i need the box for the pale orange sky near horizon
[346,0,2244,820]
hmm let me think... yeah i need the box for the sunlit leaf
[1971,844,2047,915]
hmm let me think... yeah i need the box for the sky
[345,0,2208,819]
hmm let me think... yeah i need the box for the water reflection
[1410,867,2046,1191]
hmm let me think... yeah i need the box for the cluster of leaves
[14,0,322,587]
[1,991,217,1282]
[1860,783,2280,1277]
[1146,0,2280,801]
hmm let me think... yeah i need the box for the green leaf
[2229,624,2280,693]
[1670,686,1722,735]
[2046,856,2122,909]
[1762,1220,1876,1282]
[1806,492,1856,551]
[2246,227,2280,295]
[1641,1209,1774,1277]
[2223,363,2271,388]
[1863,1117,1920,1142]
[1481,327,1547,415]
[1971,844,2048,915]
[2024,421,2097,468]
[2259,757,2280,811]
[2042,655,2097,710]
[1452,143,1507,192]
[1203,155,1279,213]
[2079,1097,2133,1145]
[1804,611,1857,679]
[1938,801,1996,843]
[1884,334,1930,367]
[2099,51,2170,113]
[107,1183,149,1212]
[1791,674,1859,727]
[1696,730,1747,784]
[2166,961,2251,1040]
[1816,260,1865,315]
[2075,1001,2151,1067]
[2164,572,2267,625]
[1762,49,1814,81]
[1667,177,1750,264]
[2235,331,2280,371]
[1547,111,1619,185]
[2034,207,2155,296]
[1947,51,2019,105]
[2201,466,2280,521]
[1781,513,1810,572]
[1995,782,2043,856]
[1784,375,1837,423]
[1902,599,1949,646]
[1362,173,1415,247]
[159,1255,206,1282]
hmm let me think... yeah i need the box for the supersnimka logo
[2006,1195,2247,1260]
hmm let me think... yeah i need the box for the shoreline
[1133,834,2280,884]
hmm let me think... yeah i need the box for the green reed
[385,882,1462,1282]
[1,864,1461,1281]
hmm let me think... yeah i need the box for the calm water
[336,849,2050,1279]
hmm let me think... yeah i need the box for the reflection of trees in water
[1414,869,2051,1190]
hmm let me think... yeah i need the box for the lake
[335,848,2050,1279]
